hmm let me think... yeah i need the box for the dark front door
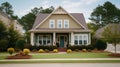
[60,36,64,47]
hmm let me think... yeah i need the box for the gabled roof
[95,24,120,38]
[32,13,88,29]
[32,6,88,30]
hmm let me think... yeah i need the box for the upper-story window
[57,20,62,28]
[49,20,55,28]
[64,20,69,28]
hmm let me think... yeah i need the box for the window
[49,20,55,28]
[38,35,51,45]
[57,20,62,28]
[64,20,69,28]
[74,34,88,45]
[74,35,78,45]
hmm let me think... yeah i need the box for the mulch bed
[108,53,120,57]
[6,54,32,59]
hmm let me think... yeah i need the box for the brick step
[58,48,67,52]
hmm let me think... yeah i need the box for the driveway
[0,63,120,67]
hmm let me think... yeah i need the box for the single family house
[29,6,91,48]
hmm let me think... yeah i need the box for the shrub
[75,49,79,52]
[7,48,15,55]
[15,38,25,50]
[45,49,50,52]
[94,39,107,50]
[37,46,57,51]
[23,49,30,55]
[67,45,87,50]
[82,49,87,52]
[38,49,44,53]
[53,49,58,53]
[67,49,72,53]
[0,39,8,51]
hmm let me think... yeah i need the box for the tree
[19,13,35,31]
[0,2,13,17]
[89,1,120,28]
[7,24,20,48]
[19,6,54,31]
[0,20,8,40]
[102,24,120,53]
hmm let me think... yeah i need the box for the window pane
[43,40,46,45]
[74,36,78,40]
[50,20,54,28]
[39,40,42,45]
[58,20,62,28]
[64,20,69,28]
[83,40,87,45]
[79,40,82,45]
[74,40,78,45]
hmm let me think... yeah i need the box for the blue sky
[0,0,120,22]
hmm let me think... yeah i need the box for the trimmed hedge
[93,39,107,50]
[30,45,57,51]
[67,45,94,51]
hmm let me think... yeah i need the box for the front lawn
[31,52,113,59]
[0,52,116,60]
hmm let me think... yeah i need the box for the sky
[0,0,120,22]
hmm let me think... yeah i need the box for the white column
[53,32,56,45]
[71,32,74,45]
[88,33,91,45]
[31,32,34,46]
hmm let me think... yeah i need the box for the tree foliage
[0,2,13,17]
[0,20,8,40]
[7,24,20,48]
[102,24,120,53]
[19,6,54,31]
[89,1,120,28]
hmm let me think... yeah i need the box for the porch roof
[29,28,91,33]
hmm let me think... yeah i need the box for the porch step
[58,48,67,52]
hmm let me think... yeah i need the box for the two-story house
[29,6,91,48]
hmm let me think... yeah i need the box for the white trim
[64,19,69,28]
[34,6,87,30]
[30,32,34,46]
[49,19,55,28]
[37,35,51,45]
[74,34,89,45]
[57,19,62,28]
[53,32,56,45]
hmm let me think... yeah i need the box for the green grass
[32,52,113,59]
[0,52,115,60]
[0,52,120,63]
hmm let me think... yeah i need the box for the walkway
[0,58,120,61]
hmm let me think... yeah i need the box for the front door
[60,36,64,47]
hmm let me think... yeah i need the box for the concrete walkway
[0,58,120,61]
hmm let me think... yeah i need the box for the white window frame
[38,35,51,45]
[64,20,69,28]
[49,20,55,28]
[57,19,62,28]
[74,34,88,45]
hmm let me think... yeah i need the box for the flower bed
[108,53,120,57]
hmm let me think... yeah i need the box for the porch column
[71,32,74,45]
[53,32,56,45]
[30,32,34,46]
[88,33,91,45]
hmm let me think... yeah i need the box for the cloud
[14,6,35,18]
[61,0,99,22]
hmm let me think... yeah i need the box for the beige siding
[38,14,82,28]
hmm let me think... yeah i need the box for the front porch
[30,32,74,48]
